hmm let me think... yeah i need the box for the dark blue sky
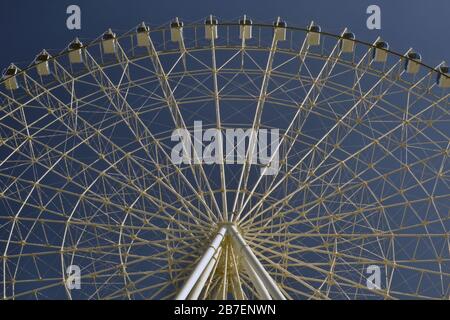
[0,0,449,71]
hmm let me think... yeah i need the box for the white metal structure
[0,16,449,300]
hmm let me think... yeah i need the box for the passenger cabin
[136,22,150,47]
[373,41,389,62]
[437,65,450,88]
[341,32,355,53]
[307,24,321,47]
[239,16,253,40]
[68,38,83,64]
[170,18,184,42]
[205,16,218,40]
[273,18,287,42]
[35,50,51,76]
[404,52,421,74]
[102,29,117,54]
[3,64,19,90]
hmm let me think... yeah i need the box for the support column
[187,246,222,300]
[240,256,272,299]
[175,226,226,300]
[176,224,285,300]
[227,224,286,300]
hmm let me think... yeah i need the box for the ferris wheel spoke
[242,89,448,231]
[0,115,210,231]
[41,63,214,227]
[250,229,449,283]
[247,240,392,299]
[239,51,407,225]
[232,21,281,221]
[144,32,222,220]
[244,80,424,228]
[79,49,216,224]
[100,249,198,299]
[208,18,229,221]
[240,29,348,219]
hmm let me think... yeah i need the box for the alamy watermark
[66,5,81,30]
[65,264,81,290]
[171,121,280,175]
[65,5,380,34]
[366,265,381,290]
[366,5,381,30]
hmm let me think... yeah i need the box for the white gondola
[68,38,83,64]
[373,41,389,62]
[341,32,355,53]
[307,24,321,46]
[205,16,218,40]
[405,52,421,74]
[437,65,450,88]
[273,18,287,42]
[239,15,252,40]
[136,22,150,47]
[35,50,51,76]
[3,64,19,90]
[170,18,184,42]
[102,29,117,54]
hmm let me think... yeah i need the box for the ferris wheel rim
[1,17,449,86]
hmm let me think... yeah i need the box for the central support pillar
[175,224,286,300]
[227,224,286,300]
[175,226,226,300]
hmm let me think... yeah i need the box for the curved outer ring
[0,20,448,84]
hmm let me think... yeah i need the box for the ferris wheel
[0,15,449,300]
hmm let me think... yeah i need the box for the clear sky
[0,0,449,70]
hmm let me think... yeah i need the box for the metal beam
[240,256,272,299]
[227,224,286,300]
[177,224,286,300]
[187,246,222,300]
[176,226,226,300]
[209,17,229,221]
[232,19,282,221]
